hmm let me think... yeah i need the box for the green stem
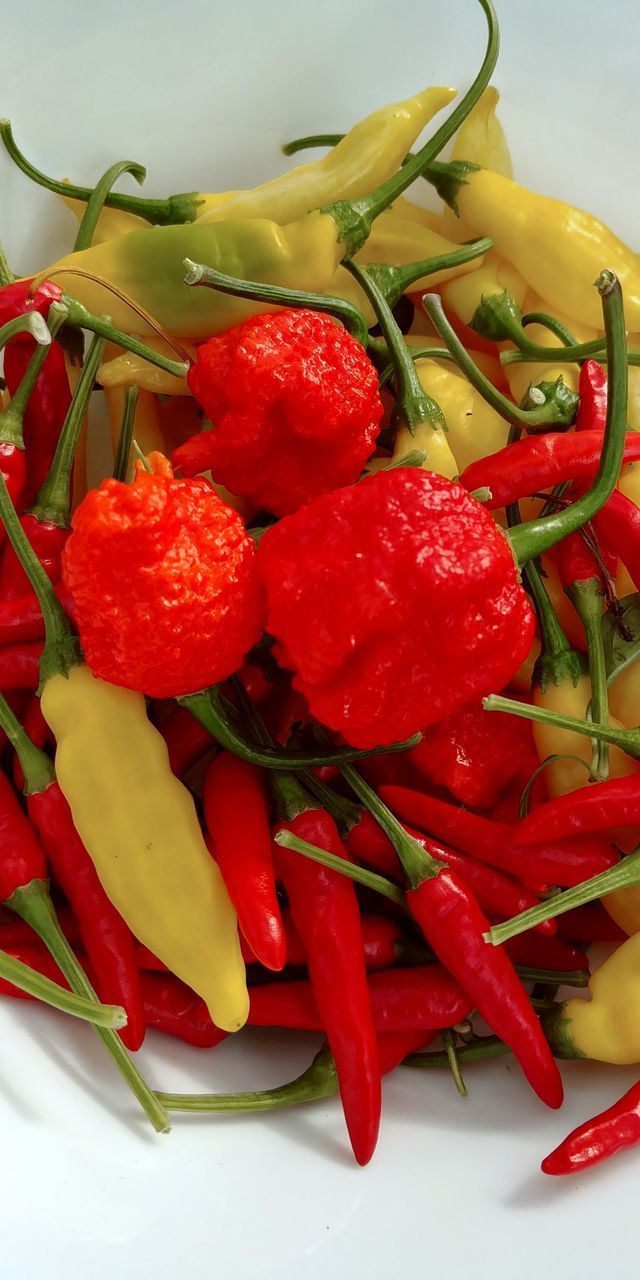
[405,1034,510,1068]
[112,386,140,482]
[157,1042,338,1112]
[183,259,369,347]
[9,880,170,1133]
[0,120,202,226]
[0,239,13,286]
[336,756,442,888]
[509,272,627,565]
[366,237,492,311]
[295,769,362,833]
[0,305,68,448]
[0,944,126,1027]
[274,829,407,905]
[74,160,146,252]
[325,0,499,254]
[61,295,188,379]
[502,345,640,368]
[0,472,80,684]
[346,261,446,438]
[0,311,51,353]
[422,292,576,428]
[471,289,576,352]
[486,847,640,944]
[442,1028,468,1097]
[180,686,420,770]
[483,692,640,757]
[521,311,577,349]
[0,691,54,795]
[282,133,344,157]
[568,579,609,781]
[29,331,105,526]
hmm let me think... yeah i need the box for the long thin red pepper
[503,932,589,974]
[575,360,608,432]
[329,766,563,1108]
[594,489,640,592]
[273,777,381,1165]
[0,582,71,647]
[556,903,625,943]
[517,775,640,843]
[158,704,215,777]
[460,430,640,510]
[542,1080,640,1176]
[12,692,50,791]
[0,641,42,691]
[203,751,286,971]
[379,786,619,888]
[0,692,145,1050]
[247,966,471,1033]
[3,336,72,506]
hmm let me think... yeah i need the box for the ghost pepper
[173,309,383,516]
[62,453,264,698]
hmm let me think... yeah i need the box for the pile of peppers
[2,0,640,1180]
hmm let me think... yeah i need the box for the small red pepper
[556,904,626,943]
[62,453,265,699]
[575,360,608,432]
[158,704,216,777]
[404,697,537,810]
[593,489,640,593]
[379,786,619,889]
[0,582,72,648]
[517,775,640,843]
[3,339,71,507]
[460,430,640,510]
[203,752,286,972]
[257,468,535,749]
[542,1080,640,1176]
[503,932,589,974]
[174,309,383,517]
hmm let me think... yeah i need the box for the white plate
[2,3,640,1276]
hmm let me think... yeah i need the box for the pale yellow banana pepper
[392,357,509,474]
[42,664,248,1032]
[448,167,640,329]
[61,193,148,243]
[532,671,638,799]
[441,86,513,243]
[195,86,455,226]
[549,932,640,1064]
[440,250,527,328]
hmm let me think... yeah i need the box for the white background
[2,2,640,1276]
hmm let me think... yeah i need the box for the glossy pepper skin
[405,697,536,809]
[257,468,535,749]
[0,516,68,600]
[3,339,72,506]
[460,429,640,510]
[517,776,640,844]
[174,310,383,517]
[203,753,285,972]
[62,455,264,698]
[576,361,608,431]
[542,1081,640,1176]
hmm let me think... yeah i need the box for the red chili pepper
[174,310,383,517]
[0,905,81,951]
[404,697,537,810]
[158,705,216,777]
[593,489,640,592]
[0,582,72,648]
[2,695,145,1049]
[542,1080,640,1175]
[0,279,63,328]
[3,339,71,506]
[556,904,626,943]
[0,642,43,691]
[257,468,534,749]
[0,514,69,601]
[12,693,50,792]
[141,971,229,1048]
[62,453,265,698]
[517,775,640,842]
[557,529,603,592]
[460,430,640,510]
[274,789,381,1165]
[203,752,285,972]
[503,932,589,974]
[575,360,608,432]
[0,940,68,1001]
[380,786,619,888]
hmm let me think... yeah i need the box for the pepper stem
[182,258,370,347]
[0,473,80,685]
[0,310,51,352]
[0,305,68,450]
[180,686,420,770]
[157,1042,338,1112]
[0,692,54,795]
[9,879,170,1133]
[336,758,443,888]
[74,160,147,252]
[0,120,202,226]
[485,847,640,944]
[0,239,13,286]
[483,693,640,758]
[29,331,104,526]
[61,295,189,379]
[405,1034,510,1069]
[422,292,577,428]
[346,261,446,439]
[0,945,126,1028]
[282,133,344,157]
[112,386,140,482]
[273,830,406,904]
[366,237,492,311]
[506,501,584,690]
[324,0,499,254]
[568,579,609,781]
[509,272,628,564]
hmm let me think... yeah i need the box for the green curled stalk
[74,159,147,252]
[157,1043,339,1112]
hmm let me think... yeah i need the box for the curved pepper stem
[0,310,60,449]
[406,1034,510,1069]
[0,239,13,287]
[0,119,202,226]
[483,692,640,760]
[29,331,105,526]
[335,756,443,888]
[421,292,579,429]
[0,691,54,795]
[73,159,147,252]
[323,0,499,255]
[282,133,344,158]
[182,258,370,347]
[0,310,51,352]
[366,236,493,311]
[179,685,421,770]
[0,944,126,1028]
[472,289,579,354]
[274,829,406,905]
[60,294,189,379]
[567,579,610,782]
[346,261,446,438]
[112,386,139,482]
[508,272,628,565]
[157,1042,339,1112]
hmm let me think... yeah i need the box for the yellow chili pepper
[104,386,167,480]
[389,197,443,232]
[502,289,600,404]
[433,165,640,330]
[60,193,147,243]
[440,250,527,327]
[0,476,249,1034]
[99,338,193,396]
[357,209,485,289]
[392,357,509,473]
[442,86,513,242]
[532,671,637,798]
[547,931,640,1064]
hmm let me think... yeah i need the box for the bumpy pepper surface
[62,454,264,698]
[174,310,383,516]
[256,468,535,749]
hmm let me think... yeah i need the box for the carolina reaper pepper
[542,1081,640,1176]
[0,468,249,1034]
